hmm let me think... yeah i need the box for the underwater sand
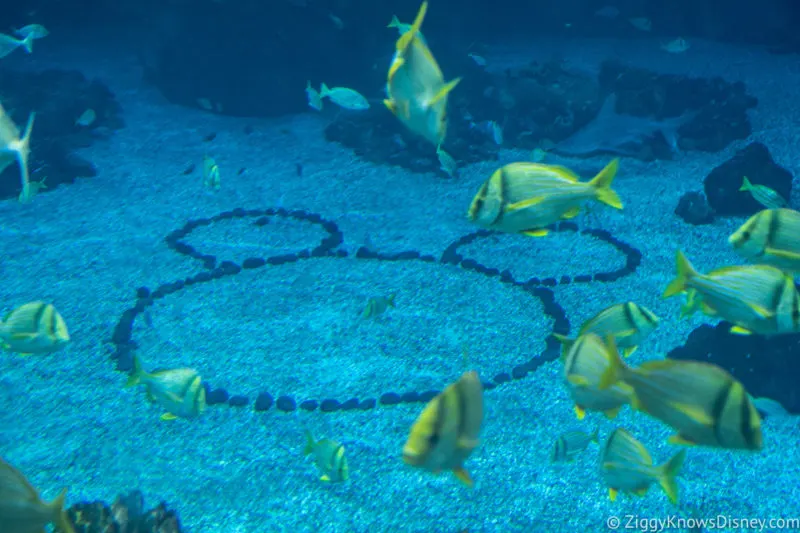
[1,34,799,532]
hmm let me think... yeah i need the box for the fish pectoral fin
[506,196,545,212]
[603,406,622,419]
[668,401,714,426]
[383,99,397,116]
[521,229,549,237]
[387,57,405,81]
[615,328,638,339]
[566,374,590,386]
[452,467,474,487]
[747,302,774,319]
[667,433,696,446]
[10,332,37,340]
[622,346,638,358]
[425,77,462,108]
[573,405,586,420]
[729,325,753,335]
[764,247,800,260]
[160,413,178,421]
[608,488,618,502]
[560,206,581,219]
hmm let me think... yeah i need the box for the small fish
[203,155,220,190]
[562,333,633,420]
[739,176,787,209]
[661,38,690,54]
[125,354,207,420]
[601,428,685,504]
[387,14,425,42]
[0,103,35,203]
[729,208,800,274]
[551,428,599,462]
[305,81,323,111]
[0,301,70,355]
[662,250,800,335]
[629,17,652,31]
[436,144,457,177]
[467,159,622,237]
[362,294,395,319]
[599,349,763,451]
[328,13,344,30]
[14,24,49,40]
[530,147,547,162]
[0,456,75,533]
[384,2,461,146]
[304,431,349,482]
[402,371,483,486]
[467,53,486,67]
[595,6,620,19]
[0,32,33,58]
[319,83,369,110]
[74,109,96,127]
[554,302,660,358]
[489,121,503,145]
[196,98,213,111]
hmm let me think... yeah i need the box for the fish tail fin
[125,354,145,387]
[739,176,752,192]
[597,335,628,390]
[21,34,33,53]
[663,250,696,298]
[304,430,315,455]
[387,15,400,28]
[319,83,330,98]
[658,449,686,505]
[426,77,461,108]
[588,158,622,209]
[387,294,396,307]
[50,487,76,533]
[15,112,35,202]
[396,1,428,52]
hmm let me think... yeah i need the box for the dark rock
[668,323,800,414]
[704,142,793,215]
[0,68,124,200]
[66,490,183,533]
[206,388,229,405]
[675,191,715,225]
[276,395,297,412]
[254,392,273,412]
[379,392,401,405]
[228,395,249,407]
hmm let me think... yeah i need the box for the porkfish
[0,301,70,355]
[0,456,75,533]
[599,348,763,451]
[554,302,659,358]
[467,159,622,237]
[125,354,207,421]
[562,333,633,420]
[402,370,483,486]
[601,428,685,504]
[384,1,461,146]
[663,250,800,335]
[729,208,800,274]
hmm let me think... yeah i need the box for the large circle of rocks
[110,208,642,414]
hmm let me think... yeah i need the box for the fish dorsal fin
[395,1,428,53]
[506,196,545,212]
[426,78,461,109]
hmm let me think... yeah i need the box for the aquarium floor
[0,36,798,532]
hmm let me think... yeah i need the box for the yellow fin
[566,374,590,386]
[521,228,549,237]
[765,247,800,260]
[561,206,581,219]
[632,487,649,497]
[10,332,37,340]
[658,449,686,505]
[622,346,637,358]
[426,77,462,108]
[603,405,622,419]
[739,176,752,192]
[160,413,178,421]
[609,488,618,501]
[614,328,638,339]
[667,434,696,447]
[387,57,405,82]
[663,250,696,298]
[588,158,622,209]
[730,325,752,335]
[320,474,331,482]
[574,405,586,420]
[506,196,545,212]
[383,98,396,115]
[395,2,427,52]
[668,401,714,426]
[452,466,474,487]
[747,302,774,319]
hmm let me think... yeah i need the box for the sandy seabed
[0,33,798,532]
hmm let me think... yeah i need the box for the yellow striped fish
[551,428,599,462]
[0,301,70,355]
[125,355,207,421]
[304,431,349,482]
[740,176,787,209]
[729,208,800,274]
[0,456,75,533]
[601,428,685,504]
[554,302,659,358]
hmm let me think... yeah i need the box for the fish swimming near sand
[554,302,659,358]
[0,301,70,355]
[729,208,800,274]
[125,355,207,420]
[0,103,35,203]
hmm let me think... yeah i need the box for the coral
[63,490,182,533]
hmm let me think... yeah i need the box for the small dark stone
[541,277,558,287]
[511,365,529,379]
[276,396,297,412]
[253,216,271,226]
[182,163,195,175]
[340,398,360,410]
[355,247,379,259]
[418,390,439,402]
[268,254,298,265]
[207,388,230,405]
[218,261,241,275]
[192,271,213,283]
[482,381,497,390]
[335,249,348,257]
[460,259,480,271]
[499,270,515,283]
[255,393,274,412]
[440,244,462,265]
[594,271,617,282]
[400,391,420,403]
[172,242,195,256]
[675,191,715,225]
[242,257,267,269]
[419,254,437,262]
[380,392,402,405]
[359,398,377,410]
[201,255,217,269]
[320,399,340,412]
[493,372,511,384]
[299,400,318,411]
[559,221,579,232]
[393,251,420,260]
[574,274,592,283]
[217,210,235,219]
[231,208,246,217]
[704,142,793,215]
[136,287,151,299]
[228,395,249,407]
[559,275,571,285]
